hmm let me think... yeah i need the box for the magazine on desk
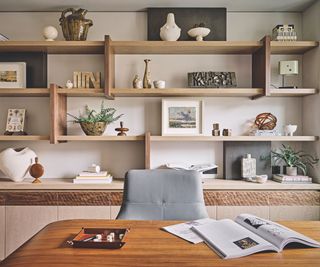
[190,214,320,259]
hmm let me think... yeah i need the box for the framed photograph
[0,62,26,88]
[6,109,26,132]
[162,99,204,136]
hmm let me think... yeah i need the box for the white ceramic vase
[43,26,58,41]
[160,13,181,41]
[0,147,37,182]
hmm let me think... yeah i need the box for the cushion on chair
[117,169,208,220]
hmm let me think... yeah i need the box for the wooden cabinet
[58,206,111,220]
[5,206,58,257]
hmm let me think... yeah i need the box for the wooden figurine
[115,121,129,136]
[29,157,44,184]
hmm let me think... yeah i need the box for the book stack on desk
[73,171,113,184]
[273,174,312,184]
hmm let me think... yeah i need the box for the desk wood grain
[1,220,320,267]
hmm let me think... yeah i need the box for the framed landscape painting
[0,62,26,88]
[162,99,204,136]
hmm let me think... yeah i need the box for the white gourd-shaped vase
[0,147,37,182]
[160,13,181,41]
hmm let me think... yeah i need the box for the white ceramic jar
[0,147,37,182]
[160,13,181,41]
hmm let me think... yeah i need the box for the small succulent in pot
[67,102,123,136]
[271,144,319,176]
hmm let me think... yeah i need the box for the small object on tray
[68,228,129,249]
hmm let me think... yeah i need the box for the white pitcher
[160,13,181,41]
[0,147,37,182]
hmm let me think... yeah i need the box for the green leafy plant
[67,101,123,124]
[271,144,319,175]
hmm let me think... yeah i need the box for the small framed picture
[6,109,26,132]
[0,62,26,88]
[162,99,204,136]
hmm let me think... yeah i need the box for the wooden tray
[69,228,129,249]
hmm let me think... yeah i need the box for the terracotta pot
[80,122,107,136]
[285,166,298,176]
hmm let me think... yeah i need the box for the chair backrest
[116,169,208,220]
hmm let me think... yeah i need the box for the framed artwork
[162,99,204,136]
[0,62,26,88]
[6,109,26,132]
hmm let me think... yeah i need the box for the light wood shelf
[57,135,145,141]
[57,88,105,97]
[111,41,262,54]
[270,41,319,54]
[111,88,264,97]
[269,88,318,97]
[150,136,319,142]
[0,88,50,97]
[0,41,104,54]
[0,135,50,141]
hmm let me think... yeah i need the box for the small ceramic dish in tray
[68,228,129,249]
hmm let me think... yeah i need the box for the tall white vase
[160,13,181,41]
[0,147,37,182]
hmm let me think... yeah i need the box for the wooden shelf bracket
[104,35,115,100]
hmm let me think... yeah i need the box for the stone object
[153,80,165,88]
[160,13,181,41]
[188,72,237,88]
[43,26,58,41]
[133,75,143,88]
[222,129,232,136]
[0,147,37,182]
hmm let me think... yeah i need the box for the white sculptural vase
[0,147,37,182]
[160,13,181,41]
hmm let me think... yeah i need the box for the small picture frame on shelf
[162,99,204,136]
[0,62,26,88]
[5,109,26,133]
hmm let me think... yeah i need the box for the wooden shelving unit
[57,88,105,97]
[57,135,145,141]
[150,136,319,142]
[111,88,264,98]
[0,135,50,141]
[270,41,319,54]
[0,41,104,54]
[269,88,318,97]
[0,88,50,97]
[111,41,262,54]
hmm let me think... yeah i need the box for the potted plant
[67,102,123,136]
[271,144,319,176]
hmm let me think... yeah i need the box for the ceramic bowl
[187,27,211,41]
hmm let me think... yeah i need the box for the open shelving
[57,135,145,141]
[0,88,50,97]
[0,135,50,141]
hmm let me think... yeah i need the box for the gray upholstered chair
[116,169,208,220]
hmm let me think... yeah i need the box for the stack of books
[73,171,113,184]
[273,174,312,184]
[0,33,9,41]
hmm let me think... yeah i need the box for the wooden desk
[1,220,319,267]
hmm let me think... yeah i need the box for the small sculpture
[43,26,58,41]
[160,13,181,41]
[115,121,129,136]
[143,59,152,88]
[133,75,143,88]
[65,80,73,89]
[212,123,220,136]
[29,157,44,184]
[0,148,37,182]
[255,113,277,130]
[59,8,93,41]
[153,80,165,88]
[187,23,211,41]
[284,124,297,136]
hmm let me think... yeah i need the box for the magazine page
[191,219,278,259]
[162,218,215,244]
[235,214,320,250]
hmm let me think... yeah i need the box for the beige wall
[0,11,316,179]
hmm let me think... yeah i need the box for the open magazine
[191,214,320,259]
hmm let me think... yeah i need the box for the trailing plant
[67,101,123,124]
[270,144,319,175]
